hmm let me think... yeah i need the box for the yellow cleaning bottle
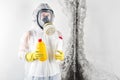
[36,38,47,61]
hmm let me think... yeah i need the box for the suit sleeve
[18,31,30,61]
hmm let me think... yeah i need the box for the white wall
[84,0,120,77]
[0,0,32,80]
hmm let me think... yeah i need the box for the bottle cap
[38,39,42,42]
[59,36,63,39]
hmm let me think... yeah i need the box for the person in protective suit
[18,3,64,80]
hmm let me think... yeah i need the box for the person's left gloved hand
[55,50,64,61]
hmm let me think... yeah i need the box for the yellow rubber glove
[55,50,64,61]
[25,52,43,62]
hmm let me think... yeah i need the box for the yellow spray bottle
[36,38,47,61]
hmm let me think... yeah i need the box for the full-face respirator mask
[36,4,56,35]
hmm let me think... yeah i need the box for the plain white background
[0,0,120,80]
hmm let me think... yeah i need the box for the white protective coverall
[18,3,64,80]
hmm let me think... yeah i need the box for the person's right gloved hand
[25,52,43,62]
